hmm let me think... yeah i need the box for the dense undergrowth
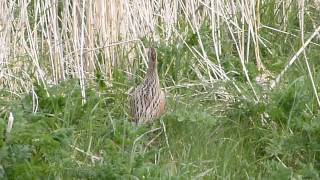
[1,68,320,179]
[1,1,320,179]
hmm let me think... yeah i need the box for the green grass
[1,2,320,179]
[1,73,320,179]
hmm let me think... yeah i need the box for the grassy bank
[1,0,320,179]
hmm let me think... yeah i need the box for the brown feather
[130,48,166,123]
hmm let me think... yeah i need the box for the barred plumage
[130,48,166,123]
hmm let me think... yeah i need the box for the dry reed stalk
[270,25,320,89]
[0,0,319,107]
[0,1,10,88]
[298,0,320,108]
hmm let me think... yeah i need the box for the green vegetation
[2,50,320,179]
[1,0,320,179]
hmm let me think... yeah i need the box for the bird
[130,47,166,124]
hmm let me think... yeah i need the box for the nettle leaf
[9,144,34,163]
[51,128,74,146]
[267,160,293,179]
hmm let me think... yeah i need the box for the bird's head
[148,47,157,64]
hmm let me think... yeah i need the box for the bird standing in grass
[130,48,166,124]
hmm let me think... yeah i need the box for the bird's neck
[144,61,159,85]
[146,60,157,76]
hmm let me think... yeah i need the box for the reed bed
[0,0,319,103]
